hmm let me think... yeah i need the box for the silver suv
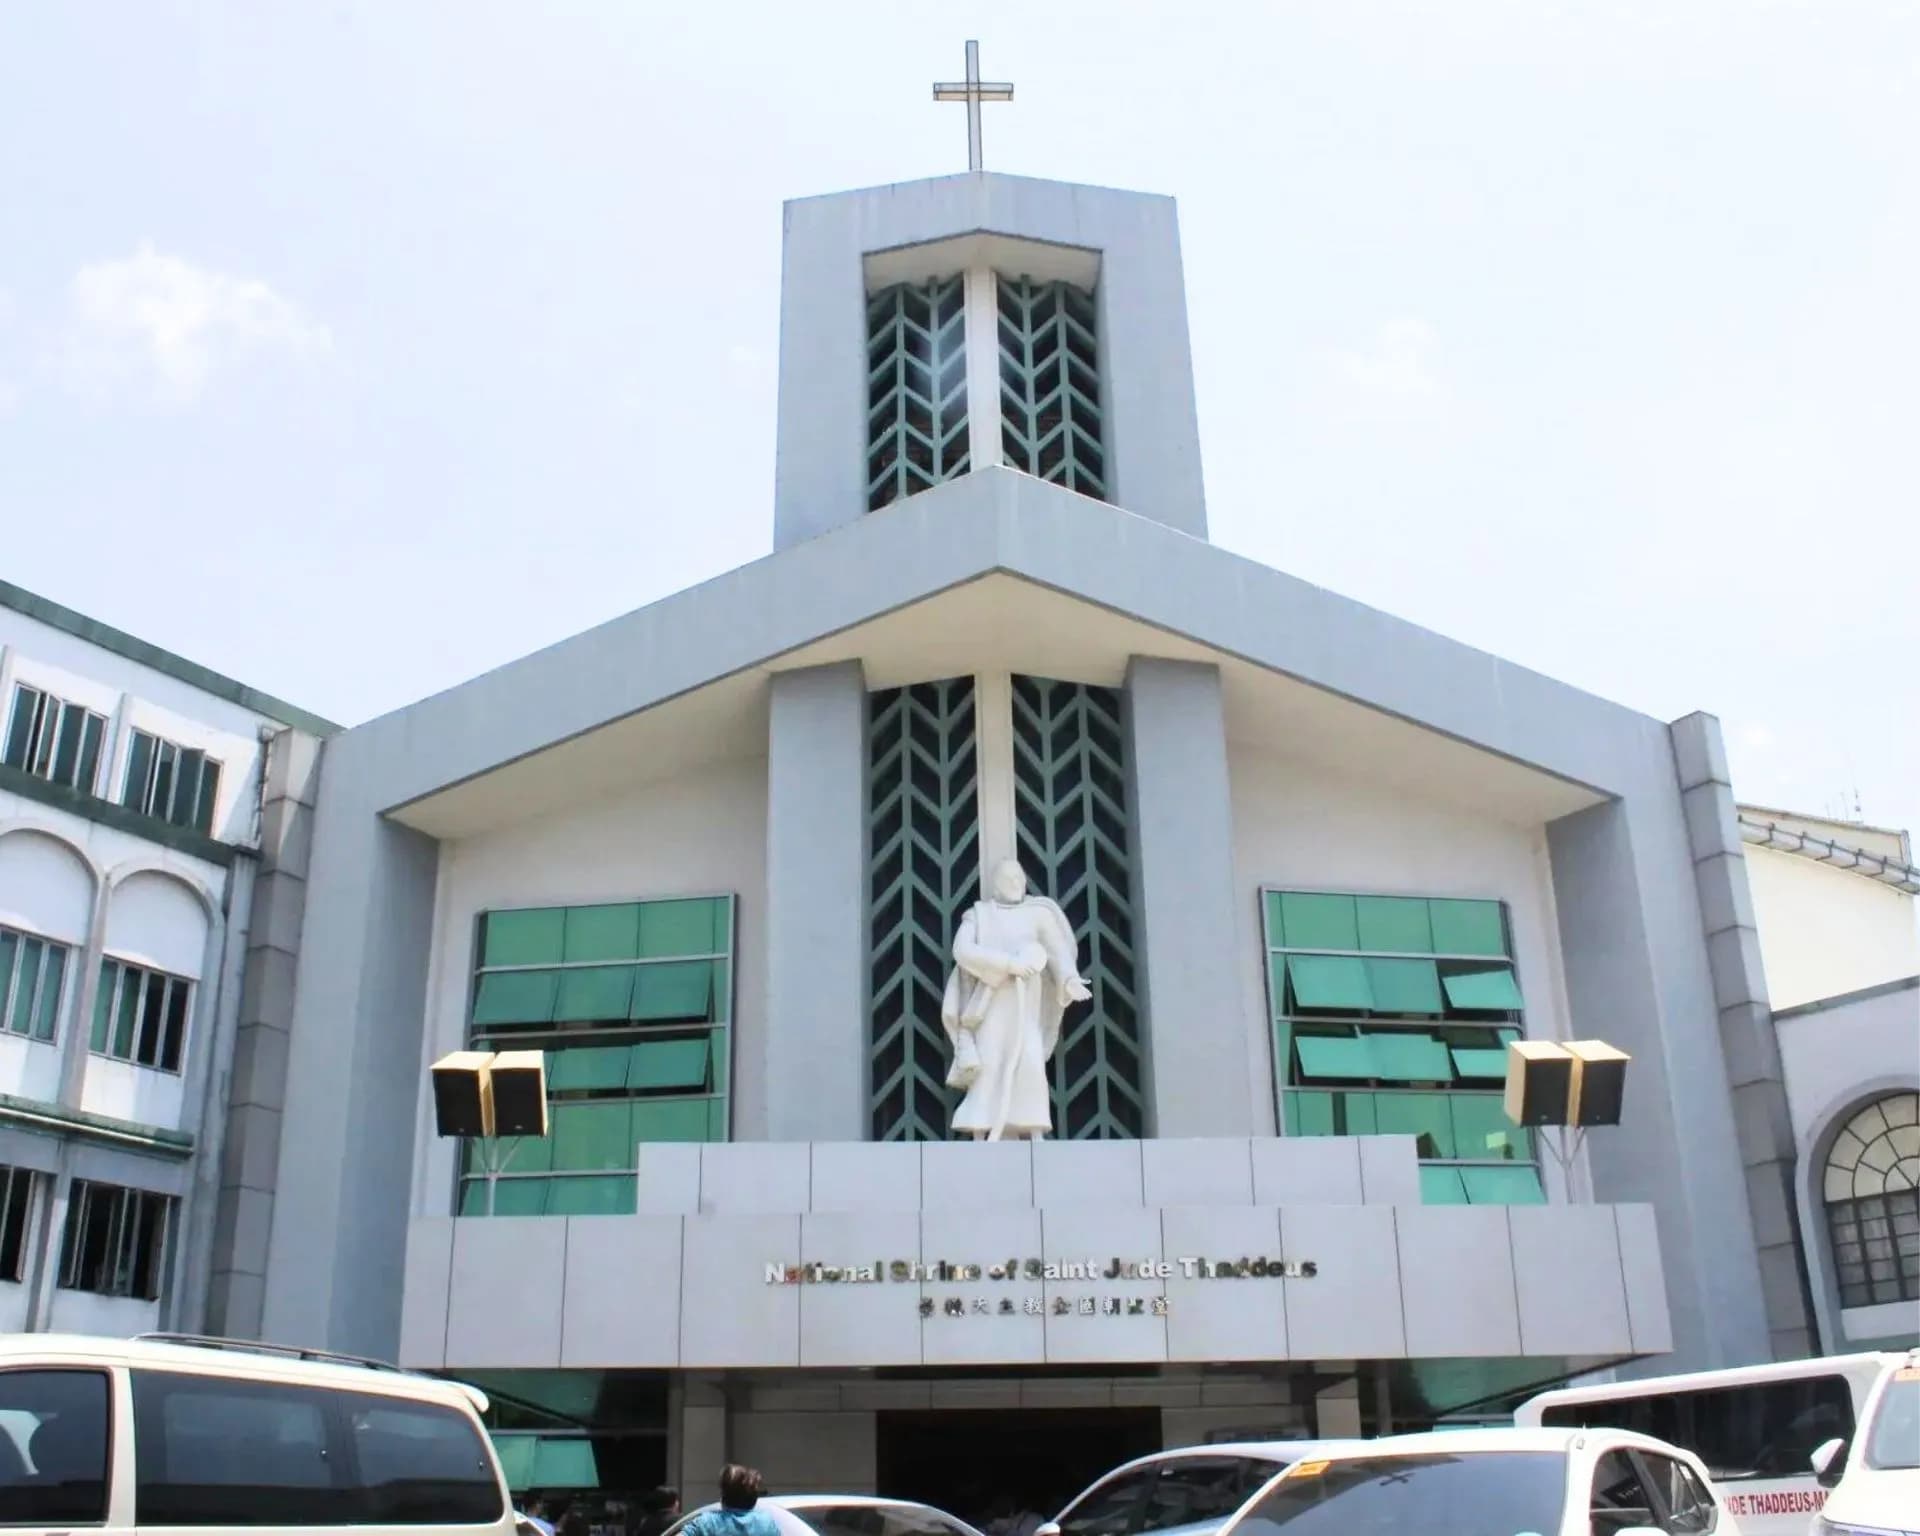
[1041,1443,1363,1536]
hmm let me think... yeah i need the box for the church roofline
[782,167,1177,211]
[329,468,1667,822]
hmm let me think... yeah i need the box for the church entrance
[875,1407,1162,1528]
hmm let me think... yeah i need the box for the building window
[0,1164,37,1282]
[1260,890,1544,1204]
[120,729,221,833]
[0,923,70,1043]
[1823,1091,1920,1308]
[866,275,970,512]
[90,958,192,1073]
[997,274,1105,500]
[58,1179,172,1300]
[460,896,735,1216]
[2,682,109,793]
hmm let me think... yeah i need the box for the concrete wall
[1776,978,1920,1351]
[1746,843,1920,1011]
[397,1136,1667,1373]
[1226,747,1576,1150]
[775,174,1208,548]
[409,757,770,1217]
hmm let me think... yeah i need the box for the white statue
[941,858,1093,1141]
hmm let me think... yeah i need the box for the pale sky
[2,2,1915,836]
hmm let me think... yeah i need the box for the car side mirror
[1811,1436,1847,1487]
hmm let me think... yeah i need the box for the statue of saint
[941,858,1093,1141]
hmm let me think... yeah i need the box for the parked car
[1209,1426,1737,1536]
[669,1494,985,1536]
[1039,1442,1366,1536]
[1812,1351,1920,1536]
[0,1330,514,1533]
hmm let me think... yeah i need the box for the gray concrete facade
[1670,712,1818,1358]
[1122,657,1251,1137]
[774,173,1208,549]
[765,662,868,1142]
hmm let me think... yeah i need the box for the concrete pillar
[764,662,868,1142]
[1547,777,1773,1371]
[1313,1369,1362,1438]
[1671,712,1817,1359]
[677,1375,729,1511]
[261,743,439,1359]
[1123,658,1251,1137]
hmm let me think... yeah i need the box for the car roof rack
[131,1333,410,1376]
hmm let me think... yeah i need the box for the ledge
[0,1093,195,1159]
[0,761,241,867]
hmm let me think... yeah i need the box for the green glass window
[460,896,735,1217]
[0,925,71,1045]
[1262,887,1542,1205]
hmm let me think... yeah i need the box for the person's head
[719,1464,765,1512]
[523,1496,546,1519]
[653,1487,682,1518]
[991,858,1028,904]
[558,1509,591,1536]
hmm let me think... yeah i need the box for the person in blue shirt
[681,1465,781,1536]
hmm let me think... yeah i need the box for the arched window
[1823,1092,1920,1307]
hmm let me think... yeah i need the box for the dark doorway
[876,1407,1162,1528]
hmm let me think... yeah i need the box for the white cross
[933,40,1013,173]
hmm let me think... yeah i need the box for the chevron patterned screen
[866,276,970,513]
[1011,676,1145,1139]
[997,275,1106,500]
[867,678,981,1142]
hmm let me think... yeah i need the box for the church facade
[251,169,1816,1510]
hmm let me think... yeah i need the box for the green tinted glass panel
[545,1045,631,1092]
[707,1098,728,1139]
[1263,891,1286,942]
[1284,1090,1335,1136]
[1288,955,1372,1011]
[1420,1165,1470,1204]
[1332,1089,1379,1136]
[8,944,41,1035]
[531,1438,599,1490]
[630,1037,710,1092]
[1364,958,1444,1015]
[1357,896,1433,954]
[1266,951,1289,1015]
[1452,1095,1526,1161]
[0,934,15,1035]
[633,1099,712,1142]
[1441,965,1524,1011]
[563,904,640,963]
[1295,1033,1373,1080]
[1279,893,1358,951]
[1272,1020,1294,1083]
[631,961,712,1021]
[497,1134,552,1174]
[1462,1165,1546,1204]
[551,1102,633,1171]
[493,1435,537,1492]
[1429,899,1506,957]
[32,946,65,1040]
[483,909,566,966]
[709,1031,729,1095]
[113,971,139,1056]
[90,960,115,1050]
[708,960,732,1023]
[472,970,559,1026]
[1376,1092,1455,1157]
[1365,1031,1452,1082]
[1451,1047,1509,1080]
[487,1178,551,1216]
[545,1175,636,1217]
[639,899,719,958]
[458,1182,490,1217]
[553,965,634,1023]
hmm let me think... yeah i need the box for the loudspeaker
[1567,1040,1630,1127]
[489,1050,549,1137]
[430,1051,495,1138]
[1503,1040,1573,1127]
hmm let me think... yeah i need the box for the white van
[1515,1353,1899,1536]
[0,1331,517,1535]
[1810,1350,1919,1536]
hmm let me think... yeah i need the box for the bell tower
[771,53,1209,549]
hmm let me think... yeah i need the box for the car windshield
[794,1502,977,1536]
[1864,1374,1920,1470]
[1226,1451,1567,1536]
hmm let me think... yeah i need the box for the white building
[0,579,332,1339]
[1740,804,1920,1355]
